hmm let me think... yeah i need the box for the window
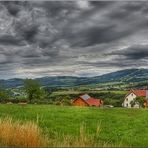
[131,93,133,96]
[126,103,128,107]
[126,98,128,101]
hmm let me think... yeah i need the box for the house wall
[87,100,103,107]
[73,98,88,106]
[123,93,137,108]
[146,90,148,99]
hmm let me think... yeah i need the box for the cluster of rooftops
[72,89,148,108]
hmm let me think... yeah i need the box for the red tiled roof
[131,90,146,97]
[86,98,103,106]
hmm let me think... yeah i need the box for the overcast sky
[0,1,148,79]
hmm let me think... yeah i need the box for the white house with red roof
[122,89,148,108]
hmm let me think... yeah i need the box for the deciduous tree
[24,79,46,103]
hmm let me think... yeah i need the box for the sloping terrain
[1,69,148,88]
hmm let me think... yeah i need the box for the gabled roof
[132,90,146,97]
[125,89,148,98]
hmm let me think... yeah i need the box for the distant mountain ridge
[1,68,148,88]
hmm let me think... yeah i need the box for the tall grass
[0,118,48,147]
[0,117,124,147]
[58,124,103,147]
[52,124,120,147]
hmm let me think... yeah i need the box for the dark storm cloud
[0,34,25,46]
[66,24,133,48]
[4,2,21,16]
[107,8,130,20]
[110,45,148,60]
[89,1,113,7]
[1,1,29,16]
[15,22,39,43]
[1,1,20,16]
[123,1,146,12]
[0,1,148,78]
[41,1,76,16]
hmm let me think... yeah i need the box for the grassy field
[0,104,148,147]
[51,90,127,95]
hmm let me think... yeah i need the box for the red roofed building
[123,89,148,108]
[131,90,146,97]
[72,94,103,107]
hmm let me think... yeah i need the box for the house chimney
[146,90,148,99]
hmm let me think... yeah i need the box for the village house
[122,89,148,108]
[72,94,103,107]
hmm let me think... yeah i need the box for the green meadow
[0,104,148,147]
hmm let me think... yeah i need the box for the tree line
[0,79,47,103]
[0,79,72,105]
[2,79,145,107]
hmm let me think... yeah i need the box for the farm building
[122,89,148,108]
[72,94,103,107]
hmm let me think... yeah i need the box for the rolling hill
[1,68,148,88]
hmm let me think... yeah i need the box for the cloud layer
[0,1,148,79]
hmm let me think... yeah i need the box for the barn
[72,94,103,107]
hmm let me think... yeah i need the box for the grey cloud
[89,1,113,7]
[66,25,132,48]
[0,34,25,46]
[110,45,148,60]
[0,1,148,78]
[15,22,39,43]
[43,1,76,16]
[3,2,21,16]
[1,1,30,16]
[123,2,146,12]
[77,56,147,69]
